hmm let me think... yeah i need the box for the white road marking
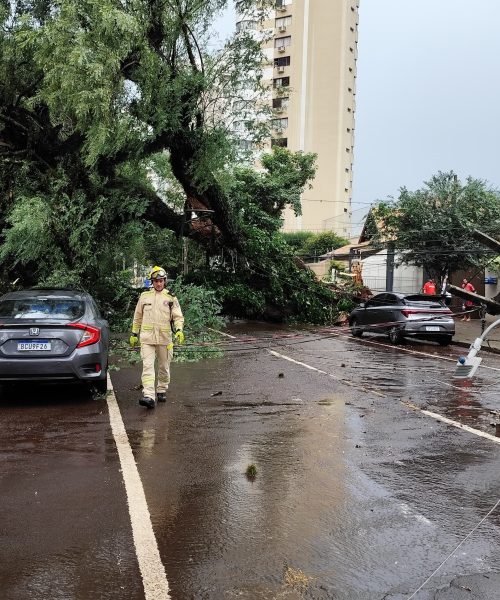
[419,408,500,446]
[213,329,500,445]
[106,375,171,600]
[333,330,500,373]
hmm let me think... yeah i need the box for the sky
[214,1,500,236]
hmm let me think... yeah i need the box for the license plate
[425,326,440,332]
[17,340,51,351]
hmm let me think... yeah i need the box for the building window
[275,0,291,9]
[274,56,291,67]
[273,76,290,88]
[236,20,257,32]
[271,138,288,148]
[273,96,289,109]
[275,36,291,49]
[238,139,253,150]
[233,120,252,133]
[272,117,288,129]
[275,16,292,29]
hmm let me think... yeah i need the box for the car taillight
[69,323,101,348]
[401,309,452,317]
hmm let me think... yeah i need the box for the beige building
[236,0,359,237]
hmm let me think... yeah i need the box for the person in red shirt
[461,278,476,321]
[422,278,437,295]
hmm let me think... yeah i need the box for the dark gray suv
[0,289,109,392]
[349,292,455,345]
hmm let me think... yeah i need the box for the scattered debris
[283,566,311,591]
[211,391,222,396]
[245,464,257,479]
[278,372,284,378]
[341,363,346,368]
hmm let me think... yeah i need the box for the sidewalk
[453,314,500,353]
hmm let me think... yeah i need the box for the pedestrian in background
[130,266,185,409]
[422,278,437,295]
[461,278,476,322]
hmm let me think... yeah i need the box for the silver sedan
[0,289,109,393]
[349,292,455,345]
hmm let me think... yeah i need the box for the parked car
[349,292,455,345]
[0,288,109,393]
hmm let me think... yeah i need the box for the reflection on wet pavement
[112,325,500,599]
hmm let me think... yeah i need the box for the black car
[349,292,455,345]
[0,289,109,392]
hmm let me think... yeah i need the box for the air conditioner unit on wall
[278,45,286,52]
[279,25,287,32]
[277,65,285,73]
[277,6,287,12]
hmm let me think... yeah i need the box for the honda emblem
[29,327,40,336]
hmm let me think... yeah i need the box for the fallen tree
[0,0,341,322]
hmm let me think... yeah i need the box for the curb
[451,339,500,356]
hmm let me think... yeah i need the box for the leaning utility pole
[447,229,500,315]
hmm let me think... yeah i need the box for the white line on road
[332,330,500,373]
[214,329,500,446]
[106,375,171,600]
[420,408,500,446]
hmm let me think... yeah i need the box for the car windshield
[0,298,85,320]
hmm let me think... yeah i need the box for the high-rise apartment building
[235,0,359,237]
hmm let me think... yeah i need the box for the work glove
[129,333,139,349]
[174,330,185,345]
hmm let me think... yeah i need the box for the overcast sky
[214,1,500,235]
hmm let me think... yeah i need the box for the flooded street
[1,324,500,599]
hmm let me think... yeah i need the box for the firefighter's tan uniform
[132,289,184,399]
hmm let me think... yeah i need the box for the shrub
[302,232,350,259]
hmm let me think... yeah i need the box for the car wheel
[90,374,108,399]
[350,319,364,337]
[437,335,453,346]
[388,327,404,344]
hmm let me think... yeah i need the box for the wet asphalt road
[1,325,500,599]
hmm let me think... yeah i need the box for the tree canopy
[368,171,500,286]
[0,0,342,322]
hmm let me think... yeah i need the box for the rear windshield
[0,298,85,320]
[403,295,445,309]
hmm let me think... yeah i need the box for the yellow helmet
[150,266,167,280]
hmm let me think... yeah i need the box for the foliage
[328,259,347,274]
[0,0,349,327]
[280,231,315,254]
[301,232,350,259]
[169,278,225,362]
[369,171,500,287]
[489,257,500,275]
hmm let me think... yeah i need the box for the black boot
[157,392,167,403]
[139,396,155,409]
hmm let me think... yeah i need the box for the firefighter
[130,266,184,408]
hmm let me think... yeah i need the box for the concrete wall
[361,251,423,294]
